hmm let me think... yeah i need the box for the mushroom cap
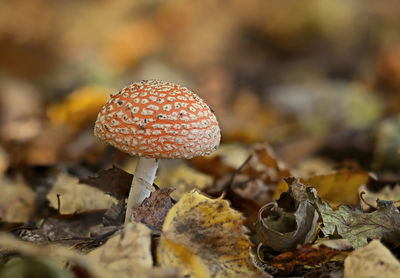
[94,80,221,159]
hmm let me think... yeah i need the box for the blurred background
[1,0,400,181]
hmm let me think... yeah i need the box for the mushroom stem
[125,157,158,223]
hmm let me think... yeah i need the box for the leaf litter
[2,3,400,276]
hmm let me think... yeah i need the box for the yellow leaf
[274,170,369,205]
[47,86,110,130]
[303,170,369,205]
[156,163,213,200]
[158,190,262,278]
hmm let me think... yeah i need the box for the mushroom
[94,80,221,223]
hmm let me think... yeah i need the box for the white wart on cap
[94,80,221,159]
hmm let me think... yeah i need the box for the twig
[227,154,253,187]
[57,194,61,214]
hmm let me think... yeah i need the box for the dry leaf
[47,172,116,214]
[344,240,400,278]
[309,192,400,248]
[0,176,36,223]
[0,232,104,278]
[79,166,133,199]
[157,190,263,278]
[156,163,213,200]
[46,86,110,130]
[359,184,400,211]
[304,170,369,205]
[268,244,347,271]
[87,223,153,278]
[253,178,319,252]
[132,187,174,232]
[0,145,10,176]
[275,170,369,205]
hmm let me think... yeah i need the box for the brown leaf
[269,244,344,271]
[253,178,319,252]
[132,187,175,232]
[103,200,125,226]
[190,155,236,179]
[79,166,133,199]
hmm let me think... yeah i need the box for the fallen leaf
[314,238,353,251]
[0,176,36,223]
[46,86,110,130]
[42,211,104,244]
[344,240,400,278]
[103,200,125,226]
[87,223,153,278]
[189,155,236,180]
[157,190,263,278]
[359,184,400,211]
[304,170,370,205]
[310,191,400,248]
[0,232,103,278]
[132,187,174,232]
[253,178,319,252]
[156,163,213,200]
[0,256,74,278]
[47,172,116,214]
[79,166,133,199]
[275,170,369,205]
[24,126,74,166]
[0,145,9,176]
[0,81,44,142]
[294,157,336,178]
[267,244,345,271]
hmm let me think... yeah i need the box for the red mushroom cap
[94,80,221,159]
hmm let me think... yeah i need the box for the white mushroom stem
[125,157,159,223]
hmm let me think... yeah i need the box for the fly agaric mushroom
[94,80,221,223]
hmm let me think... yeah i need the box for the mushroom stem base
[125,157,158,223]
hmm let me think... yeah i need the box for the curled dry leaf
[309,191,400,248]
[132,187,175,232]
[253,178,319,252]
[47,172,116,215]
[157,190,263,278]
[0,177,36,223]
[87,223,153,278]
[344,240,400,278]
